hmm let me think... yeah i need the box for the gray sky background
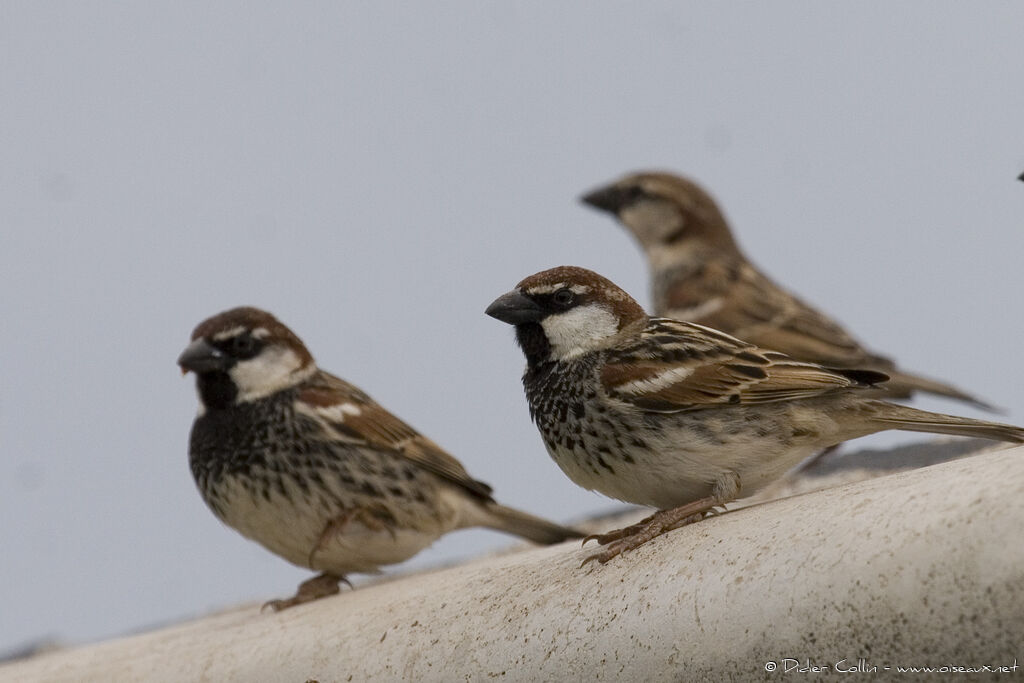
[3,3,1023,652]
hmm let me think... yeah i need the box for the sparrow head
[486,266,646,364]
[178,307,317,409]
[580,171,739,254]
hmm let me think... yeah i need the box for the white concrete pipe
[3,445,1022,682]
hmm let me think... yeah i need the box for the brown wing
[298,371,494,499]
[602,320,887,413]
[663,259,892,370]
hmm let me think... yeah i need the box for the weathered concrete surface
[4,445,1023,682]
[743,437,998,506]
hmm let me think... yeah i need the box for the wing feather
[298,372,494,499]
[665,260,892,370]
[602,319,887,413]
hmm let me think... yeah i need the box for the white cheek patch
[230,346,316,403]
[620,200,684,246]
[540,304,620,361]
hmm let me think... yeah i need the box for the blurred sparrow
[180,306,581,609]
[581,171,994,410]
[486,266,1024,564]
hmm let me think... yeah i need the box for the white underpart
[540,303,619,361]
[615,365,694,395]
[230,346,317,403]
[212,472,463,573]
[669,296,724,321]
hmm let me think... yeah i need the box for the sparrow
[486,266,1024,564]
[580,171,995,410]
[179,306,582,610]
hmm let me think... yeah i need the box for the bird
[485,266,1024,564]
[179,306,582,609]
[580,171,995,410]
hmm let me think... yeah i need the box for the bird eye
[229,333,259,359]
[552,288,575,308]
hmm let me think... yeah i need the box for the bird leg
[308,509,361,567]
[307,506,397,568]
[581,495,719,566]
[263,572,350,612]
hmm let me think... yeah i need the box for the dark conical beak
[177,338,230,374]
[580,185,630,213]
[485,291,544,325]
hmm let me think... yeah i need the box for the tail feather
[869,402,1024,443]
[883,369,1001,413]
[480,503,583,545]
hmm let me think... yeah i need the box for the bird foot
[582,513,659,546]
[262,572,350,612]
[580,497,719,566]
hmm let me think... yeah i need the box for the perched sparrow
[581,171,994,410]
[486,266,1024,564]
[179,306,581,609]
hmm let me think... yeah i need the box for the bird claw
[582,516,658,547]
[582,532,616,546]
[261,572,347,612]
[261,598,293,613]
[578,499,719,566]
